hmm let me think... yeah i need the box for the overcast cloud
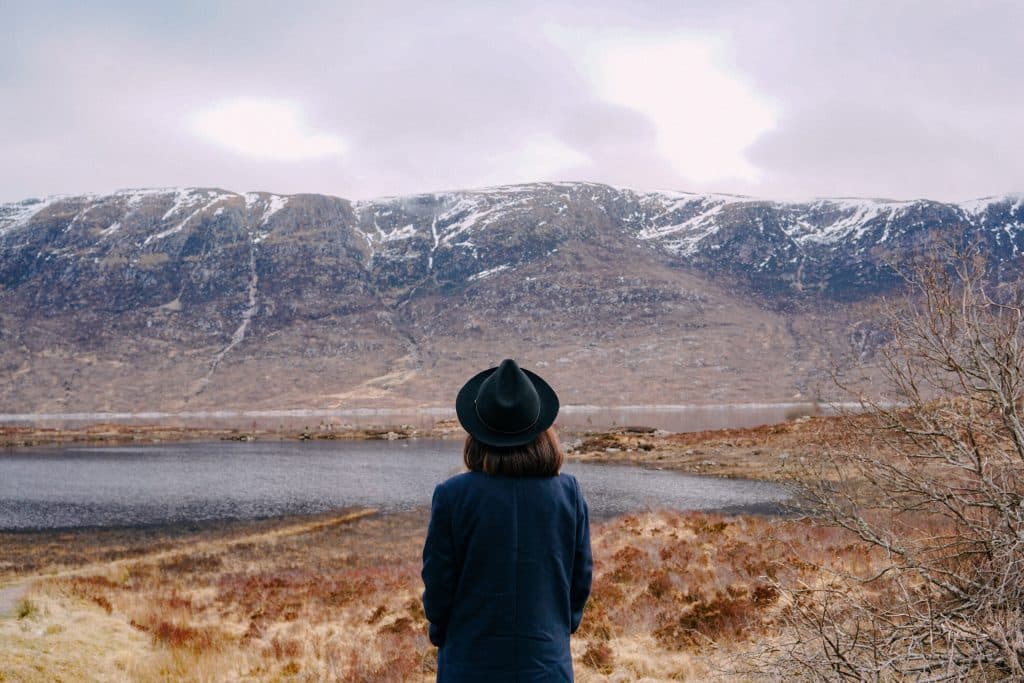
[1,0,1021,203]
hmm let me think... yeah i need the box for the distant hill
[1,182,1021,413]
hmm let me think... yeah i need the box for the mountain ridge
[6,181,1021,211]
[2,182,1022,413]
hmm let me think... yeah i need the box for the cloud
[561,31,777,183]
[717,0,1024,200]
[746,101,1024,201]
[0,1,1022,202]
[188,98,348,161]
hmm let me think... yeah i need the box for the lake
[0,401,845,432]
[0,439,792,530]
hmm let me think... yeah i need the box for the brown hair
[463,428,564,477]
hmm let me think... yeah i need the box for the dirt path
[0,508,378,620]
[2,508,379,591]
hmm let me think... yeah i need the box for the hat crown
[455,358,558,447]
[474,359,541,435]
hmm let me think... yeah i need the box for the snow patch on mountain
[795,200,890,245]
[468,263,511,281]
[110,188,179,209]
[99,221,121,237]
[144,191,234,246]
[635,201,728,256]
[383,224,417,242]
[0,196,63,237]
[438,204,496,246]
[959,195,1017,215]
[161,190,194,220]
[259,195,288,226]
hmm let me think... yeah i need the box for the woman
[422,359,593,682]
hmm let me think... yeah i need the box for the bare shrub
[653,586,757,650]
[58,575,117,615]
[148,620,227,652]
[582,640,615,673]
[267,633,304,660]
[158,552,223,574]
[15,597,37,620]
[345,632,420,682]
[779,245,1024,680]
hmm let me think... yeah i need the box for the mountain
[1,182,1021,413]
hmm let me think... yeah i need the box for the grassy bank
[0,505,883,682]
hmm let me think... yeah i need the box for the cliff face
[1,183,1020,412]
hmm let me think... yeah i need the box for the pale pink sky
[1,1,1021,203]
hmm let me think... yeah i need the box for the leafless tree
[775,244,1024,681]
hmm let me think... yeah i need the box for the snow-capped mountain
[1,182,1021,412]
[362,184,1024,296]
[4,182,1021,301]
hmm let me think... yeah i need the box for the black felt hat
[455,359,559,447]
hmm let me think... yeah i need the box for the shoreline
[0,421,466,449]
[1,414,835,482]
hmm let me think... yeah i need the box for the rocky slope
[1,183,1021,413]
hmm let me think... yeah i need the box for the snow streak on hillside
[3,183,1024,295]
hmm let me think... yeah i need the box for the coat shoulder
[557,471,579,485]
[556,471,581,492]
[434,471,479,495]
[435,471,580,501]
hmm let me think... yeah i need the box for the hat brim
[455,365,559,447]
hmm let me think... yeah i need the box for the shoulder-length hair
[463,428,564,477]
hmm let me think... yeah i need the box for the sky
[1,0,1021,203]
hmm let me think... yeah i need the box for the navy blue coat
[421,471,593,682]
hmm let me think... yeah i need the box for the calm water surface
[0,440,792,530]
[0,402,846,432]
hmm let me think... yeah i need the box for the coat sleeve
[421,482,458,647]
[569,476,593,634]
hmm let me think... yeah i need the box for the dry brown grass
[566,414,863,481]
[0,509,434,681]
[569,510,885,680]
[0,504,890,682]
